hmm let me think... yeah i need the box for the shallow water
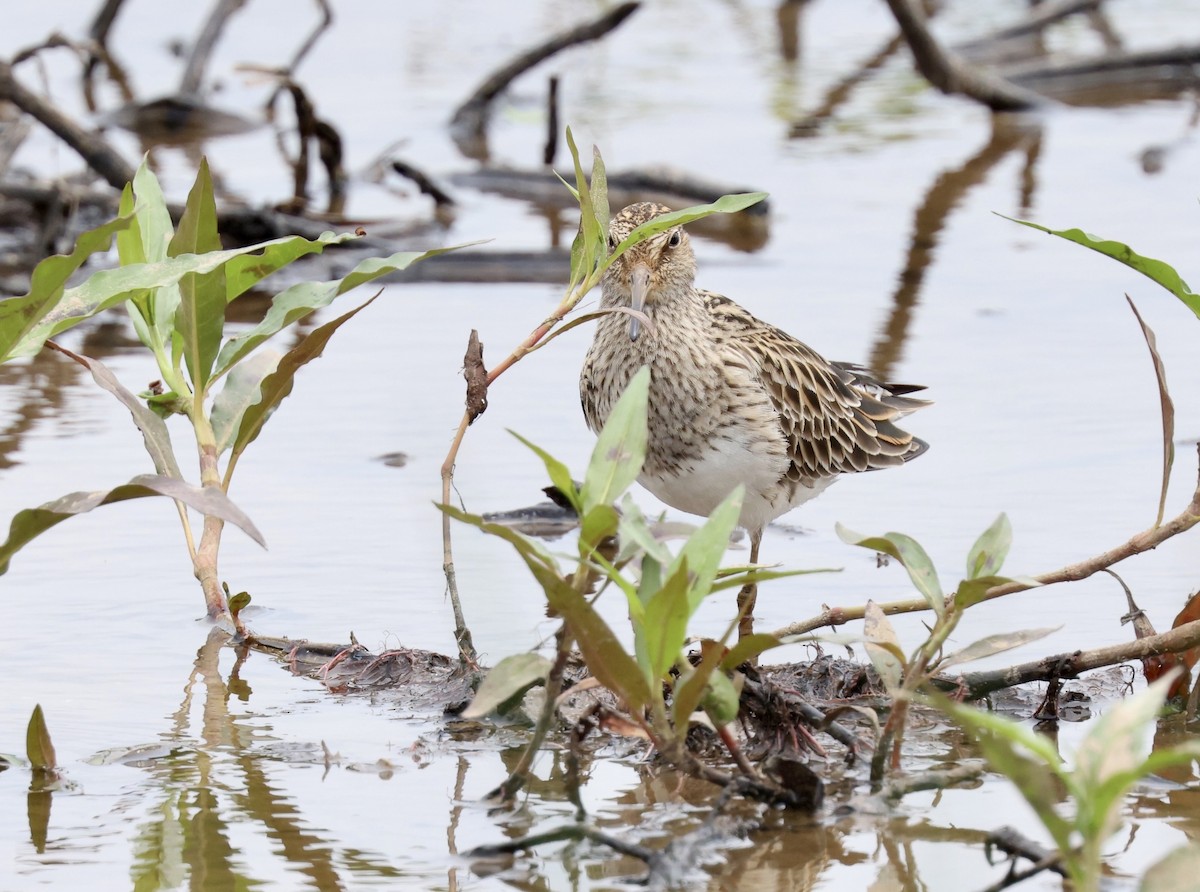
[4,0,1200,888]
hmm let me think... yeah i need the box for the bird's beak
[629,263,650,341]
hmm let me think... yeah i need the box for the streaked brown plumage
[579,202,930,631]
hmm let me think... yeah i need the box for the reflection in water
[127,629,404,891]
[867,113,1044,380]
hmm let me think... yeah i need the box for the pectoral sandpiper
[579,202,930,635]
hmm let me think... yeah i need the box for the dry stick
[0,60,134,189]
[883,0,1045,110]
[956,0,1100,52]
[449,2,640,158]
[542,75,560,166]
[772,444,1200,642]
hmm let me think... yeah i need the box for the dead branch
[881,760,986,799]
[1006,45,1200,102]
[449,2,640,160]
[772,445,1200,641]
[943,618,1200,700]
[390,159,456,208]
[0,59,134,189]
[883,0,1045,111]
[956,0,1101,56]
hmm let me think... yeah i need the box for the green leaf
[1126,296,1174,528]
[719,633,784,672]
[0,213,133,363]
[532,562,653,712]
[590,145,609,255]
[565,127,600,282]
[1073,673,1174,795]
[615,495,673,566]
[953,574,1036,610]
[124,162,182,350]
[579,504,619,552]
[604,192,769,269]
[129,158,174,263]
[227,590,251,620]
[642,563,691,683]
[462,653,552,720]
[838,523,944,618]
[0,474,265,575]
[212,244,472,378]
[168,158,225,395]
[966,513,1012,580]
[25,705,57,772]
[1002,215,1200,320]
[669,485,743,612]
[9,236,351,361]
[227,293,379,462]
[939,696,1074,853]
[863,601,905,691]
[509,431,580,514]
[672,640,727,728]
[45,342,182,478]
[581,366,649,512]
[701,670,740,727]
[938,626,1061,671]
[438,503,559,572]
[210,350,282,455]
[708,566,838,594]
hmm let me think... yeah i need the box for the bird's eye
[607,233,617,251]
[667,231,682,248]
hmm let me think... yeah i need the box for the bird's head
[602,202,696,341]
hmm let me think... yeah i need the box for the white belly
[639,437,834,533]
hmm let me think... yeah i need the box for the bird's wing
[703,292,929,484]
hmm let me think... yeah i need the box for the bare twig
[449,2,640,159]
[0,60,134,189]
[390,160,456,208]
[772,445,1200,641]
[882,760,987,799]
[543,75,560,166]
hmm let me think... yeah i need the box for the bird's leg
[736,528,762,642]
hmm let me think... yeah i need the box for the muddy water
[4,0,1200,888]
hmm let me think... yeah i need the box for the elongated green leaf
[954,574,1038,610]
[213,243,474,378]
[669,486,743,612]
[615,495,673,566]
[169,158,225,395]
[1073,673,1175,793]
[462,653,552,719]
[939,696,1074,853]
[114,183,157,348]
[579,504,619,552]
[25,705,57,772]
[1126,297,1174,528]
[719,632,783,671]
[863,601,905,691]
[210,350,282,455]
[532,561,652,711]
[438,503,559,572]
[509,431,580,514]
[582,366,649,512]
[45,342,182,478]
[708,566,838,594]
[590,145,609,254]
[0,474,265,574]
[966,514,1012,580]
[227,294,377,461]
[702,669,740,727]
[938,626,1060,671]
[10,235,351,360]
[130,159,174,262]
[672,639,727,728]
[565,127,600,281]
[643,563,691,682]
[1003,216,1200,320]
[604,192,769,270]
[0,214,133,363]
[838,523,944,617]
